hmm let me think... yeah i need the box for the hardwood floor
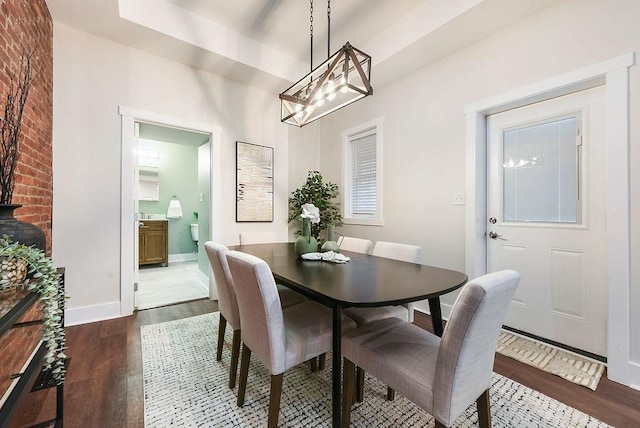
[7,301,640,427]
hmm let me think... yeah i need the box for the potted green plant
[0,236,66,384]
[288,171,342,241]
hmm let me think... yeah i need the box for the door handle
[488,231,506,240]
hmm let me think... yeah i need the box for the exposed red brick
[0,0,52,254]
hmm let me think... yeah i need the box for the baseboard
[628,361,640,391]
[197,269,209,292]
[169,253,198,263]
[65,301,122,326]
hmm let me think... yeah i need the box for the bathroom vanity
[139,219,168,266]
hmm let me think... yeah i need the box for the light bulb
[327,79,336,101]
[340,75,348,93]
[315,89,324,106]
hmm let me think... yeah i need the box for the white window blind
[350,131,377,216]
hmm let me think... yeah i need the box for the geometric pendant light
[279,1,373,127]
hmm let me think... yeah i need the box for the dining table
[232,242,468,427]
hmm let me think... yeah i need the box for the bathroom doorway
[119,106,222,315]
[135,123,211,310]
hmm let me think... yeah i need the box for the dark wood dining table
[232,242,468,427]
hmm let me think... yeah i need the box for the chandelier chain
[327,0,331,58]
[310,0,314,71]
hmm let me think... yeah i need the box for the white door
[487,86,607,356]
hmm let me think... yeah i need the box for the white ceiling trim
[118,0,308,82]
[365,0,484,66]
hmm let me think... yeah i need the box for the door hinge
[134,282,139,292]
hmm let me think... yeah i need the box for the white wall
[288,0,640,384]
[51,24,290,323]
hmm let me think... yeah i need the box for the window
[342,118,383,225]
[502,113,582,224]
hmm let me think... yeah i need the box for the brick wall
[0,0,53,253]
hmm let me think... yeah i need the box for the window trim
[341,118,384,226]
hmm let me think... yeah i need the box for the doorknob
[488,231,506,240]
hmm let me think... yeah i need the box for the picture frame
[236,141,274,222]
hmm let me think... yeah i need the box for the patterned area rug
[141,313,611,427]
[496,331,605,391]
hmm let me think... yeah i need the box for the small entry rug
[496,331,605,391]
[141,313,611,427]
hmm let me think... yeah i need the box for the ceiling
[45,0,559,94]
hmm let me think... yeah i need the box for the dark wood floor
[7,300,640,427]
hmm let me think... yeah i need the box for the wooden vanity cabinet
[139,220,168,266]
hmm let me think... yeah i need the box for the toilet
[190,223,198,244]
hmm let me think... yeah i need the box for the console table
[0,268,66,427]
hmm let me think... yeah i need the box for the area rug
[141,313,611,427]
[496,331,605,391]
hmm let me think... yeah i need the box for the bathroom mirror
[139,172,159,201]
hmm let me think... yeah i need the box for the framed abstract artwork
[236,141,274,222]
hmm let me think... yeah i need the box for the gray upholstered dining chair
[337,236,373,254]
[342,240,422,401]
[237,233,309,309]
[226,250,356,428]
[341,270,520,428]
[204,242,307,389]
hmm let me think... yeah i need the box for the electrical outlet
[453,193,466,206]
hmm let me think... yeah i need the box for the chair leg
[435,421,447,428]
[268,374,284,428]
[237,344,251,407]
[342,358,356,427]
[386,386,395,401]
[356,367,365,402]
[216,314,227,361]
[476,389,491,428]
[318,353,326,370]
[310,357,318,372]
[229,329,241,389]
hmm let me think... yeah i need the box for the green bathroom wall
[139,141,199,256]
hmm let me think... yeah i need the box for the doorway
[486,86,607,356]
[135,123,211,310]
[119,107,222,316]
[463,53,633,384]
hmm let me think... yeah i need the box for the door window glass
[503,115,581,223]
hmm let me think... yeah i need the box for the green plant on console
[0,236,67,384]
[288,171,342,241]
